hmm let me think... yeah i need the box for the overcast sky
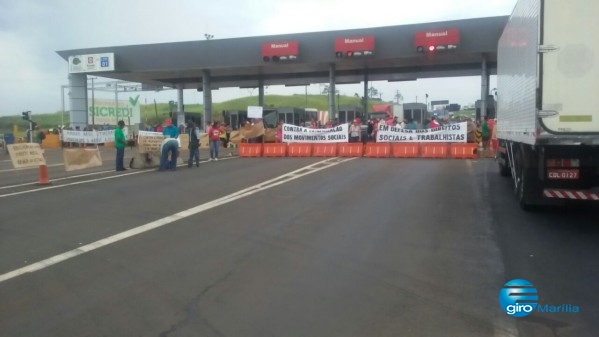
[0,0,517,117]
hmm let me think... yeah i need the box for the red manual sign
[334,36,375,52]
[262,41,299,57]
[414,29,460,47]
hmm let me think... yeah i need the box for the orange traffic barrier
[312,143,338,157]
[391,142,420,158]
[262,143,287,157]
[364,143,391,158]
[37,164,51,185]
[288,143,312,157]
[239,143,262,157]
[450,143,477,159]
[420,143,449,158]
[338,143,363,157]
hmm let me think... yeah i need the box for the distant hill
[0,94,378,134]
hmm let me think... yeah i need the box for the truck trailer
[496,0,599,209]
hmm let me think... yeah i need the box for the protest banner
[282,123,349,143]
[376,122,467,143]
[62,130,115,144]
[63,148,103,171]
[7,143,46,169]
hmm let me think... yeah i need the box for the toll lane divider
[420,143,449,159]
[287,143,312,157]
[240,143,479,159]
[239,143,263,157]
[312,143,338,157]
[450,143,478,159]
[392,143,420,158]
[262,143,287,157]
[364,143,391,158]
[338,143,363,157]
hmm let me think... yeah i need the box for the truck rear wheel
[514,149,539,211]
[498,152,511,177]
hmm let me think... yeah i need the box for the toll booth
[338,105,364,124]
[475,96,496,120]
[222,110,248,130]
[403,102,428,127]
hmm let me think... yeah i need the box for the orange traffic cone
[37,164,51,185]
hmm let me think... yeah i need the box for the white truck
[496,0,599,209]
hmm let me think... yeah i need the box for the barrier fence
[240,143,479,159]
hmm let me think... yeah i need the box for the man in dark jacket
[187,121,200,167]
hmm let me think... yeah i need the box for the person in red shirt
[208,121,222,161]
[429,116,441,129]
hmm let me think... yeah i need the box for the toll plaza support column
[328,63,336,122]
[480,53,488,119]
[202,70,212,131]
[69,74,88,130]
[177,86,185,128]
[258,78,265,108]
[363,73,369,119]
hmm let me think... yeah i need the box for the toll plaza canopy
[56,15,508,127]
[56,16,507,88]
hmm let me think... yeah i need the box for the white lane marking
[0,169,116,190]
[0,163,64,173]
[0,157,355,283]
[0,157,234,196]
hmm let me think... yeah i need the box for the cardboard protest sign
[7,143,46,169]
[63,148,103,171]
[240,123,265,140]
[178,134,189,151]
[137,131,165,153]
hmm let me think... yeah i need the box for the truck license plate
[547,169,579,180]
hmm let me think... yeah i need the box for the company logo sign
[499,279,538,317]
[69,53,115,73]
[499,279,579,317]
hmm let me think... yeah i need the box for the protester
[187,120,200,168]
[208,121,221,161]
[466,118,477,143]
[275,120,284,143]
[225,123,232,147]
[114,120,127,171]
[481,116,490,154]
[406,119,417,130]
[367,120,374,141]
[348,119,361,143]
[159,136,179,171]
[219,122,228,148]
[429,116,441,129]
[162,118,179,139]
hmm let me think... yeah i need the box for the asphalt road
[0,149,597,337]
